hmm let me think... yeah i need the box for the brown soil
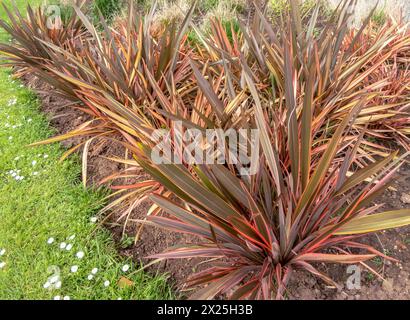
[109,206,205,292]
[24,75,410,300]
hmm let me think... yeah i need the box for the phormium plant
[0,0,409,300]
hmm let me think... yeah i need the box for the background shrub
[92,0,123,23]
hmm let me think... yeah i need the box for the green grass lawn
[0,0,172,300]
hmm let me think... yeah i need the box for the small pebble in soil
[382,279,394,293]
[400,193,410,204]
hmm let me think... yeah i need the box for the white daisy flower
[14,156,20,161]
[27,118,32,122]
[49,275,59,284]
[44,154,49,159]
[0,249,5,256]
[65,244,73,251]
[117,297,122,300]
[90,217,98,223]
[11,172,17,177]
[47,237,55,244]
[7,98,17,106]
[63,296,70,300]
[0,262,5,269]
[55,281,62,289]
[43,281,51,289]
[31,160,37,166]
[32,172,39,176]
[70,265,78,273]
[87,274,94,281]
[53,295,61,300]
[68,235,76,240]
[91,268,98,275]
[76,251,85,259]
[104,280,110,287]
[18,176,24,181]
[121,264,130,272]
[8,136,13,140]
[59,242,67,249]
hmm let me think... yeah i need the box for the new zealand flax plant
[340,16,410,152]
[195,0,410,160]
[121,1,410,299]
[0,0,88,98]
[131,62,410,299]
[1,0,409,299]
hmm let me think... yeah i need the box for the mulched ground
[24,75,410,300]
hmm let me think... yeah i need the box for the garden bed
[1,0,410,300]
[25,73,410,299]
